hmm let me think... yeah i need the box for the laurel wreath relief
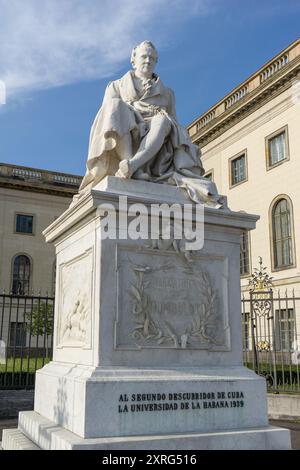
[129,262,223,349]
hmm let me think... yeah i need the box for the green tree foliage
[26,301,53,357]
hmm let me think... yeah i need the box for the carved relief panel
[115,245,230,351]
[57,248,93,348]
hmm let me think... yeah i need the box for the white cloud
[0,0,209,99]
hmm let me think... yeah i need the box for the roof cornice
[0,162,82,197]
[188,38,300,146]
[0,177,77,197]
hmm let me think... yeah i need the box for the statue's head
[131,41,158,77]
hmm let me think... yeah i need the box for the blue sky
[0,0,299,176]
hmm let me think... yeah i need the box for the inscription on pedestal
[118,391,246,414]
[115,246,230,350]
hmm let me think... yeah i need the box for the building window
[240,231,250,276]
[266,127,289,169]
[230,152,247,187]
[15,214,34,234]
[12,255,31,295]
[9,322,27,348]
[275,308,295,352]
[272,198,293,268]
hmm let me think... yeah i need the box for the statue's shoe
[133,169,150,181]
[115,159,132,178]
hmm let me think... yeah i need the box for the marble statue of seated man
[79,40,223,207]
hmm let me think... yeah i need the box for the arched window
[272,198,293,268]
[12,255,31,295]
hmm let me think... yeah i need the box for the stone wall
[267,393,300,421]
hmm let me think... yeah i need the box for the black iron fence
[0,293,54,389]
[242,289,300,393]
[1,289,300,393]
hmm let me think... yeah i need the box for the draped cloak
[80,71,223,207]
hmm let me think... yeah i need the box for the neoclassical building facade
[188,37,300,295]
[0,163,82,295]
[0,163,82,350]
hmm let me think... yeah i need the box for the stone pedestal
[2,177,291,450]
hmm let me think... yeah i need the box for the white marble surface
[79,41,223,207]
[33,364,270,439]
[43,178,258,369]
[2,179,291,450]
[2,411,291,450]
[2,427,39,450]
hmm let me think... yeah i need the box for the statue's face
[133,45,157,77]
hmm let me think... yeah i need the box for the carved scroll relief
[57,248,93,348]
[115,245,230,351]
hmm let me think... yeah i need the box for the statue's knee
[151,113,171,134]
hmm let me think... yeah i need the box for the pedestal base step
[2,411,291,450]
[2,428,39,450]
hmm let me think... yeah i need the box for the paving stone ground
[269,419,300,450]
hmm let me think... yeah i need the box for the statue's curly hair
[131,41,158,67]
